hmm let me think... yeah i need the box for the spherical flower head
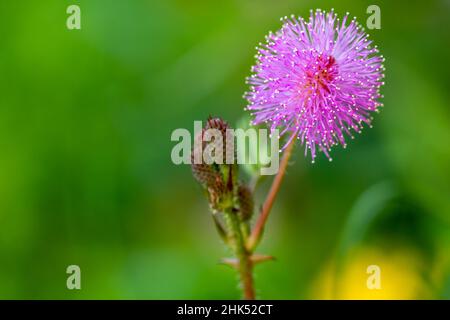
[245,9,385,162]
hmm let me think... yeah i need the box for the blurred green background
[0,0,449,299]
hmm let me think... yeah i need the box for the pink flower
[245,9,385,162]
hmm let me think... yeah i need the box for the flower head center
[304,54,338,95]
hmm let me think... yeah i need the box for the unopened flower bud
[191,117,237,212]
[237,184,254,221]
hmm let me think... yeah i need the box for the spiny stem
[224,210,255,300]
[247,138,296,251]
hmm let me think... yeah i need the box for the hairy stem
[247,138,296,251]
[224,210,255,300]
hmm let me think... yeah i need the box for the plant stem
[247,138,296,251]
[224,210,255,300]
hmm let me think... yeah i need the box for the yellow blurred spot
[311,247,429,299]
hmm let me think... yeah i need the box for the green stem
[224,210,255,300]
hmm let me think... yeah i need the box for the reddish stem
[247,138,296,250]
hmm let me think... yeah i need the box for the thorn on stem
[219,254,275,269]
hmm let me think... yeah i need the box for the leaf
[336,181,398,261]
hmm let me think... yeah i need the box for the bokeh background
[0,0,449,299]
